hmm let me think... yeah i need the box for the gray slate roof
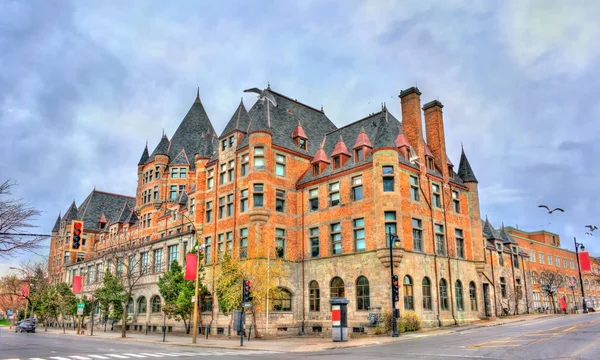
[52,213,61,232]
[74,190,136,231]
[373,110,398,149]
[63,201,78,223]
[458,147,477,182]
[138,144,149,165]
[170,149,190,166]
[221,99,251,138]
[150,134,170,160]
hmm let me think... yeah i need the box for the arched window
[356,276,370,311]
[94,301,100,315]
[422,277,432,310]
[469,282,477,311]
[531,271,539,284]
[403,275,414,310]
[439,279,448,310]
[330,277,345,298]
[126,297,134,314]
[270,288,292,311]
[137,296,147,314]
[151,295,161,313]
[585,279,590,291]
[309,281,320,312]
[455,280,464,311]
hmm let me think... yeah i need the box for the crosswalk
[2,350,281,360]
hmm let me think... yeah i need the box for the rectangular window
[205,237,212,264]
[218,196,225,219]
[155,166,161,179]
[168,245,179,270]
[333,156,341,169]
[547,255,552,266]
[239,228,248,259]
[310,227,319,258]
[254,147,265,170]
[563,258,568,269]
[217,234,224,260]
[207,169,214,189]
[275,189,286,212]
[227,194,234,217]
[570,260,574,269]
[222,139,227,151]
[228,160,235,182]
[275,154,286,176]
[229,135,234,147]
[385,211,397,246]
[189,198,195,214]
[226,232,233,254]
[513,253,519,268]
[352,175,363,201]
[240,154,249,176]
[410,175,420,201]
[253,184,264,207]
[355,148,364,162]
[331,223,342,255]
[140,252,149,274]
[240,189,248,212]
[382,166,394,192]
[275,229,285,258]
[153,186,159,200]
[170,185,177,199]
[500,277,507,298]
[556,256,560,268]
[452,190,460,213]
[309,188,319,211]
[455,229,464,259]
[354,218,365,251]
[329,182,340,206]
[435,224,446,255]
[180,168,187,179]
[206,201,213,222]
[171,168,179,178]
[539,252,544,264]
[530,251,535,263]
[432,184,442,208]
[312,163,319,176]
[153,248,163,273]
[498,249,504,266]
[219,163,226,185]
[299,138,307,150]
[412,218,423,252]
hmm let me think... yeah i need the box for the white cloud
[479,183,529,205]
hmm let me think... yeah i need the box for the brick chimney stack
[399,87,424,162]
[423,100,448,180]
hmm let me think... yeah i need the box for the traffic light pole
[240,280,245,347]
[388,228,399,338]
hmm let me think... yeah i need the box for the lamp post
[388,227,401,338]
[574,237,588,313]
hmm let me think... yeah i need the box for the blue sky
[2,0,600,275]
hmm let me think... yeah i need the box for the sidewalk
[32,313,562,352]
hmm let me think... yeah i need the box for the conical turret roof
[150,133,170,159]
[373,113,398,149]
[353,126,373,149]
[63,201,78,222]
[52,213,61,232]
[138,142,149,165]
[458,146,478,182]
[331,135,351,157]
[222,98,251,137]
[311,137,331,164]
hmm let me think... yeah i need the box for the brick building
[49,85,529,335]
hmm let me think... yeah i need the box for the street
[1,313,599,359]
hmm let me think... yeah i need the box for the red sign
[332,305,341,326]
[72,275,82,294]
[579,251,591,272]
[185,254,197,280]
[19,283,29,300]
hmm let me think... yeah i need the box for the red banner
[19,283,29,299]
[72,275,82,294]
[185,254,197,280]
[579,251,591,272]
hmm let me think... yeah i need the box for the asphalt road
[1,313,599,359]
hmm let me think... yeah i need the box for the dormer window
[427,157,434,170]
[448,165,453,176]
[312,164,320,176]
[292,122,308,151]
[333,156,341,169]
[299,138,307,150]
[355,148,364,162]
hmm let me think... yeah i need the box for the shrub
[401,312,422,332]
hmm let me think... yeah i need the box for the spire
[195,87,201,104]
[320,104,324,113]
[222,98,251,137]
[138,142,149,165]
[331,135,351,157]
[52,213,61,232]
[150,133,170,159]
[373,113,398,149]
[63,201,78,222]
[395,124,410,148]
[457,146,478,183]
[353,126,373,149]
[291,119,308,139]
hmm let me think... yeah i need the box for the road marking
[88,356,109,359]
[104,356,129,359]
[563,325,578,332]
[30,358,46,360]
[122,356,146,358]
[138,355,162,358]
[152,355,178,358]
[51,357,73,360]
[402,353,490,359]
[70,357,91,360]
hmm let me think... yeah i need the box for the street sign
[77,303,85,309]
[77,308,83,316]
[7,310,12,316]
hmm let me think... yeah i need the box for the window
[140,252,149,274]
[275,229,285,258]
[228,160,234,182]
[500,277,507,298]
[206,201,213,222]
[382,166,394,192]
[151,296,161,313]
[170,185,177,199]
[455,229,464,259]
[513,253,520,268]
[276,154,286,176]
[331,223,342,255]
[180,168,187,179]
[547,255,552,266]
[217,234,224,259]
[201,293,213,312]
[455,280,464,311]
[435,224,446,255]
[253,184,264,207]
[207,169,214,189]
[218,196,225,219]
[351,176,363,201]
[204,237,212,264]
[270,288,292,311]
[423,277,432,310]
[385,211,397,246]
[227,194,234,217]
[219,163,226,185]
[432,184,442,208]
[498,248,504,266]
[222,139,227,151]
[254,147,265,170]
[127,298,134,314]
[452,190,460,213]
[410,175,420,201]
[516,278,522,299]
[469,282,477,311]
[309,188,319,211]
[539,252,544,264]
[226,232,233,254]
[153,248,163,273]
[276,189,286,212]
[412,219,423,252]
[310,227,319,258]
[137,297,147,314]
[168,244,179,270]
[404,276,414,310]
[355,148,364,162]
[556,256,560,268]
[189,198,195,214]
[439,279,449,310]
[153,186,159,200]
[329,182,340,206]
[330,277,345,298]
[356,276,370,311]
[354,218,365,251]
[309,281,320,311]
[87,265,94,284]
[570,260,575,269]
[530,251,536,263]
[239,228,248,259]
[155,166,161,179]
[563,258,568,269]
[229,135,234,147]
[171,168,179,178]
[299,138,307,150]
[312,163,320,176]
[240,154,249,176]
[240,189,248,212]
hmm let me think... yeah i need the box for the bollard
[145,322,148,335]
[162,326,166,342]
[247,325,252,341]
[205,324,210,339]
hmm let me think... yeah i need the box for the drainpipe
[301,188,306,335]
[420,176,441,327]
[509,249,518,315]
[521,256,530,314]
[439,184,457,325]
[489,248,498,317]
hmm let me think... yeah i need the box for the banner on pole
[185,254,197,280]
[72,275,82,294]
[579,251,591,272]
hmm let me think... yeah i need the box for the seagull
[585,232,593,236]
[243,87,277,107]
[538,205,565,214]
[585,225,598,232]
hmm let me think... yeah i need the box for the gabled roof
[292,121,308,139]
[150,134,170,159]
[75,190,136,231]
[353,126,373,149]
[331,135,351,157]
[169,149,191,166]
[311,137,331,164]
[52,213,61,232]
[221,98,251,137]
[138,143,149,165]
[458,146,478,183]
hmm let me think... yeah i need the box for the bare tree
[0,180,45,257]
[540,270,563,314]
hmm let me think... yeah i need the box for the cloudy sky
[1,0,600,275]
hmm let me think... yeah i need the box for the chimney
[423,100,449,179]
[399,87,424,161]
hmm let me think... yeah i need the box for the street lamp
[388,227,401,338]
[574,237,588,313]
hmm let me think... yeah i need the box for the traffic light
[391,274,399,303]
[242,279,252,303]
[71,221,84,250]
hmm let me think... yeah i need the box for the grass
[0,318,10,326]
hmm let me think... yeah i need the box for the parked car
[15,319,36,333]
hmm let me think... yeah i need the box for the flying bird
[585,232,594,236]
[243,87,277,107]
[585,225,598,232]
[538,205,565,214]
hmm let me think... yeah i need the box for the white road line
[30,358,46,360]
[152,354,178,358]
[122,355,146,358]
[88,356,109,359]
[70,356,91,360]
[402,354,489,359]
[138,355,162,358]
[51,357,74,360]
[104,355,129,359]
